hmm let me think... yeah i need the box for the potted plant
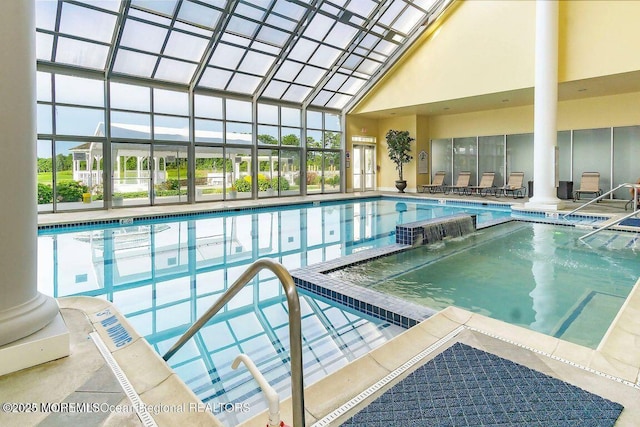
[386,129,414,193]
[112,193,124,207]
[228,184,237,199]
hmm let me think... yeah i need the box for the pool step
[583,231,640,250]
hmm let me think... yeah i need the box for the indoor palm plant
[385,129,414,193]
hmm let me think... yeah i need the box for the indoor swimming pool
[328,221,639,348]
[35,196,612,424]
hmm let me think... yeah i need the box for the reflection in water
[529,223,556,332]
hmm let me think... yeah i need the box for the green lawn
[38,170,73,184]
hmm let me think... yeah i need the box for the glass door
[353,145,376,192]
[154,144,189,205]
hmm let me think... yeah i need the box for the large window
[37,73,344,211]
[306,110,342,194]
[36,72,106,212]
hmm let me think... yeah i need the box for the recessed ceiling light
[501,99,509,102]
[578,88,587,92]
[443,107,450,110]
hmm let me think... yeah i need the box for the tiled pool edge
[290,244,436,329]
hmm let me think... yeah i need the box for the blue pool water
[36,197,507,423]
[329,221,639,348]
[35,197,604,424]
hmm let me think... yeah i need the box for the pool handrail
[162,258,305,427]
[579,208,640,241]
[562,183,635,219]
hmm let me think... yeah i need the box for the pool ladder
[562,183,640,241]
[162,258,305,427]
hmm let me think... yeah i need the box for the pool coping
[238,300,640,427]
[56,296,224,427]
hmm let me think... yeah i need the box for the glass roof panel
[341,76,367,94]
[414,0,438,10]
[59,2,118,43]
[55,37,110,70]
[288,39,318,63]
[357,58,381,75]
[178,1,223,28]
[262,81,288,99]
[36,33,54,61]
[266,12,297,32]
[35,0,58,31]
[325,93,351,109]
[310,90,332,107]
[131,0,178,17]
[238,51,276,76]
[163,31,209,62]
[295,65,326,86]
[120,19,168,53]
[154,58,198,83]
[36,0,445,112]
[256,26,290,48]
[308,45,342,68]
[226,73,262,94]
[303,14,333,42]
[323,22,358,50]
[113,49,158,77]
[209,43,246,69]
[226,16,259,38]
[272,0,306,20]
[392,5,425,34]
[346,0,377,17]
[251,40,281,55]
[324,73,348,91]
[127,7,172,25]
[173,21,213,38]
[198,67,233,90]
[235,3,266,22]
[86,1,122,12]
[282,84,312,103]
[274,61,303,81]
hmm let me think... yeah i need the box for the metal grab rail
[562,183,632,219]
[579,208,640,241]
[162,258,305,427]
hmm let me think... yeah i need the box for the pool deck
[2,191,639,426]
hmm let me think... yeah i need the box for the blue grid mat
[341,343,623,427]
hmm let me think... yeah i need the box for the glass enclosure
[573,128,611,196]
[453,137,477,185]
[430,138,452,187]
[613,126,640,200]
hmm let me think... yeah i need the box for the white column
[0,0,67,368]
[525,0,565,210]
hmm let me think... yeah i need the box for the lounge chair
[467,172,495,197]
[573,172,602,201]
[444,171,471,195]
[421,171,447,193]
[497,172,526,198]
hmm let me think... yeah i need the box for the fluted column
[0,0,60,346]
[525,0,565,210]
